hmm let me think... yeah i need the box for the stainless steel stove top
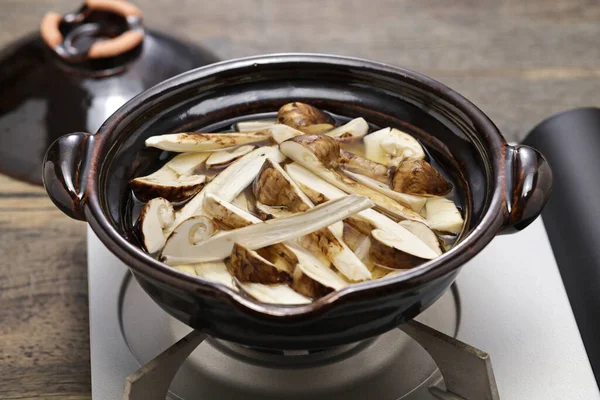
[88,219,600,399]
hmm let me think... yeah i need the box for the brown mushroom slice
[130,152,210,202]
[236,119,276,132]
[369,228,439,269]
[277,102,335,134]
[137,198,175,254]
[279,137,426,223]
[161,195,374,264]
[391,159,452,197]
[174,261,236,290]
[338,150,392,184]
[204,193,297,274]
[171,146,285,232]
[205,145,256,168]
[364,127,426,166]
[252,158,312,213]
[228,243,291,284]
[291,245,349,299]
[130,174,206,203]
[343,170,426,213]
[145,131,271,152]
[324,118,369,139]
[399,220,443,255]
[239,283,312,305]
[425,197,464,234]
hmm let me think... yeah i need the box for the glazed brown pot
[43,54,552,350]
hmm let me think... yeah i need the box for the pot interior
[97,56,496,256]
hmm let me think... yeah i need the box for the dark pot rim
[84,53,510,318]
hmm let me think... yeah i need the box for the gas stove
[87,219,599,399]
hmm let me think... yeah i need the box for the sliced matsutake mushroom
[252,158,312,213]
[252,158,371,281]
[161,194,374,265]
[343,170,426,213]
[205,145,256,168]
[204,193,297,274]
[277,102,335,134]
[425,197,464,234]
[391,159,452,197]
[364,127,426,166]
[232,190,250,212]
[324,118,369,139]
[279,136,426,223]
[173,261,236,290]
[166,152,212,176]
[291,244,349,299]
[130,152,210,202]
[131,174,206,203]
[137,198,175,254]
[236,119,276,132]
[269,124,305,144]
[170,146,285,233]
[162,216,218,265]
[338,150,393,184]
[145,131,271,152]
[239,283,312,305]
[369,228,439,269]
[228,243,291,284]
[399,220,443,255]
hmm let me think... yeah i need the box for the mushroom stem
[146,131,271,152]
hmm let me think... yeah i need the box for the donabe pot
[43,54,552,350]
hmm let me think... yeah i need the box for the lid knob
[40,0,144,62]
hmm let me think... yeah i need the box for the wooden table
[0,1,598,398]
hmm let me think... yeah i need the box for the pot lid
[0,0,219,185]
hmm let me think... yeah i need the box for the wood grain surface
[0,0,598,398]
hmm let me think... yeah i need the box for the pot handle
[500,144,553,233]
[42,132,95,221]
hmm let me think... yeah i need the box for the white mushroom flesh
[236,119,276,132]
[425,197,464,234]
[166,152,212,176]
[205,145,256,168]
[138,198,175,254]
[239,283,312,305]
[174,261,235,290]
[324,117,369,139]
[364,128,425,166]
